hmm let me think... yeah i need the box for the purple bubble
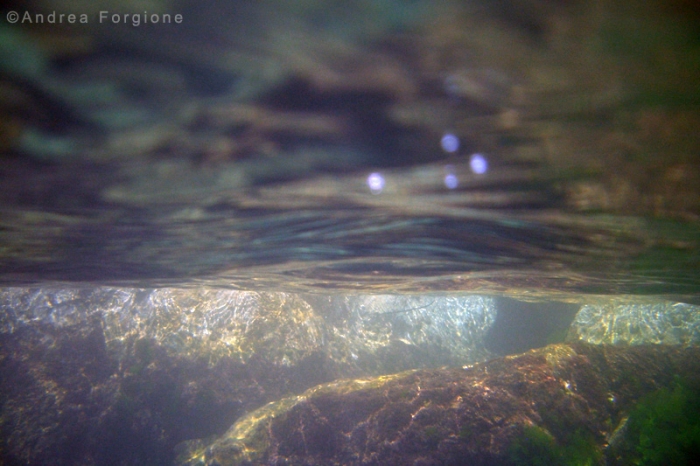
[440,133,460,153]
[367,172,385,194]
[444,173,458,189]
[470,153,488,174]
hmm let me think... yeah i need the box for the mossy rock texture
[188,342,700,465]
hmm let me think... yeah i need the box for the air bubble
[470,153,488,174]
[367,172,385,194]
[440,133,460,153]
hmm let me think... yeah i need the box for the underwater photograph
[1,0,699,464]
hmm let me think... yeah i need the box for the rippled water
[1,1,698,302]
[2,150,698,301]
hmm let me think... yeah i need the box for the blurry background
[0,0,698,299]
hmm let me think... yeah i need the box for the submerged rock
[569,300,700,346]
[189,343,700,466]
[0,287,495,465]
[0,288,496,373]
[3,287,698,465]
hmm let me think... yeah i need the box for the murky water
[1,0,699,464]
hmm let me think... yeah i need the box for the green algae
[625,378,700,465]
[508,425,602,466]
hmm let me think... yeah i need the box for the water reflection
[1,156,697,300]
[0,0,698,301]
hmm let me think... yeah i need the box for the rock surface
[191,342,700,466]
[0,287,495,465]
[569,300,700,346]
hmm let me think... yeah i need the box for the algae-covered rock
[189,343,700,465]
[0,287,497,465]
[194,373,409,466]
[606,377,700,466]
